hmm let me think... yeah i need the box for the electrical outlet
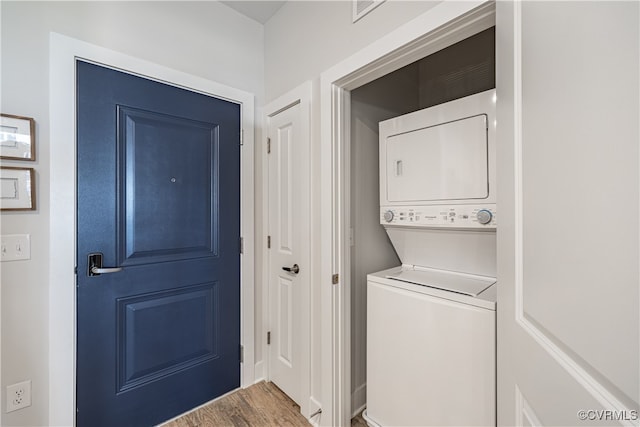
[6,380,31,413]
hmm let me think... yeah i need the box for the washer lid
[385,267,496,297]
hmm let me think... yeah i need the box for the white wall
[265,1,441,103]
[0,2,263,426]
[263,0,441,416]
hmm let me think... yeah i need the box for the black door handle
[282,264,300,274]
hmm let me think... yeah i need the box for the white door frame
[49,32,255,427]
[318,2,495,425]
[262,81,314,418]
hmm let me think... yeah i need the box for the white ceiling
[220,1,286,24]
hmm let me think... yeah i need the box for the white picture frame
[1,166,36,211]
[1,113,36,161]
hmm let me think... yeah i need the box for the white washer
[364,266,496,427]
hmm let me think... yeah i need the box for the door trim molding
[262,81,315,419]
[49,32,255,426]
[319,2,494,425]
[509,3,633,421]
[515,386,543,427]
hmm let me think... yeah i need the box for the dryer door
[384,114,489,202]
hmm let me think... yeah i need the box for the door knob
[88,252,123,276]
[282,264,300,274]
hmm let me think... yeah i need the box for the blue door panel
[76,61,240,427]
[118,106,219,263]
[117,283,218,392]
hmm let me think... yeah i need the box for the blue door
[76,61,241,426]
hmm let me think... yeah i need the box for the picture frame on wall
[1,113,36,161]
[1,166,36,211]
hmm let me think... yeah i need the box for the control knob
[383,210,394,223]
[476,209,493,225]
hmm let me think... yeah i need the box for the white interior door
[267,98,310,409]
[497,2,639,425]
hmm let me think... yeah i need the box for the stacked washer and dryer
[363,89,497,427]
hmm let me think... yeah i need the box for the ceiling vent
[353,0,385,23]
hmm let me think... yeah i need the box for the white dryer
[364,89,497,427]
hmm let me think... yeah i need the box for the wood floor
[162,381,368,427]
[351,411,367,427]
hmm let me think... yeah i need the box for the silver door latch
[87,252,123,276]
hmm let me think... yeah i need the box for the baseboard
[254,360,265,382]
[308,396,322,426]
[362,409,379,427]
[351,382,367,417]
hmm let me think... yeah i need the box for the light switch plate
[1,234,31,261]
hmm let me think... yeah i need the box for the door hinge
[240,129,244,146]
[240,344,244,363]
[240,236,244,254]
[267,235,271,249]
[332,274,339,285]
[267,137,271,154]
[267,331,271,345]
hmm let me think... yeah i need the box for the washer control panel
[381,205,497,229]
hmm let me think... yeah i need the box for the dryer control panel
[380,204,497,229]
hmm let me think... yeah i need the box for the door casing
[49,33,255,427]
[318,2,495,425]
[262,81,314,418]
